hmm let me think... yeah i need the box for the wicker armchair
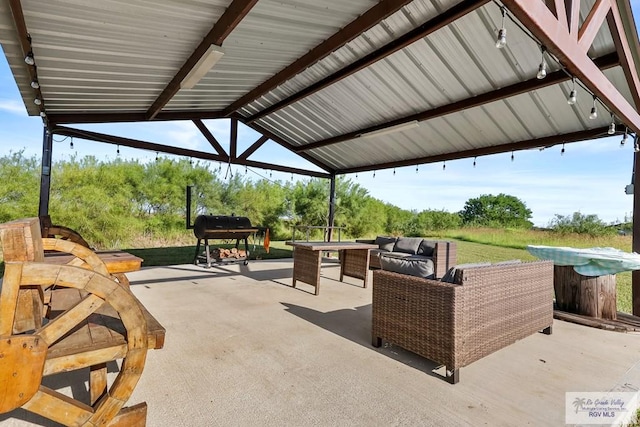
[371,260,554,383]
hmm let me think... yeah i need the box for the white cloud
[0,99,26,115]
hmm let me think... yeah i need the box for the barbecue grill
[191,215,258,267]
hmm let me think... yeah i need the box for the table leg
[340,249,371,288]
[292,247,322,295]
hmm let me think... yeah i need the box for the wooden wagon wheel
[0,262,148,426]
[43,225,92,249]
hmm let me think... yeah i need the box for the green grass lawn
[0,234,634,313]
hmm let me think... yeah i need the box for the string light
[189,157,193,165]
[567,77,577,105]
[116,145,120,155]
[561,143,565,156]
[635,138,640,153]
[495,7,507,49]
[373,170,376,178]
[30,80,40,89]
[70,137,74,149]
[33,97,41,105]
[218,162,222,173]
[415,164,418,174]
[536,46,547,79]
[24,51,35,65]
[393,168,396,176]
[155,152,159,161]
[245,165,248,175]
[473,157,477,168]
[589,95,598,120]
[608,114,616,135]
[442,161,446,171]
[621,128,629,146]
[511,151,514,162]
[291,173,294,182]
[269,170,272,178]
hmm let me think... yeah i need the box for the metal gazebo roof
[2,0,640,176]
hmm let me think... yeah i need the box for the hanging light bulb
[511,151,514,162]
[373,170,376,178]
[393,168,396,176]
[415,165,418,174]
[155,152,159,161]
[621,128,629,146]
[635,139,640,153]
[291,173,294,182]
[608,114,616,135]
[245,165,248,175]
[473,157,477,168]
[116,145,120,155]
[536,46,547,79]
[269,170,272,178]
[561,143,565,156]
[589,96,598,120]
[443,161,446,171]
[70,137,74,149]
[495,7,507,49]
[33,97,42,105]
[39,111,46,118]
[24,51,35,65]
[189,157,193,165]
[30,79,40,89]
[567,77,577,105]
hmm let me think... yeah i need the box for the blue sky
[2,8,640,228]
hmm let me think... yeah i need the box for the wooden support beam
[244,0,490,124]
[38,128,52,217]
[222,0,415,116]
[503,0,640,134]
[145,0,258,120]
[192,119,227,156]
[8,0,46,114]
[51,126,330,178]
[607,1,640,111]
[577,0,611,51]
[337,126,610,174]
[554,0,568,31]
[296,53,619,153]
[238,135,269,160]
[48,111,224,125]
[569,0,581,37]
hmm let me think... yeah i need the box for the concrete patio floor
[2,258,640,426]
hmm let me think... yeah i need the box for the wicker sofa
[371,260,554,384]
[356,236,456,279]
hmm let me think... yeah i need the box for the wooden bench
[0,217,165,426]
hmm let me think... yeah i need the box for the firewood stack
[210,247,247,260]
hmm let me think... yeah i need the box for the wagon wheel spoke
[22,386,93,426]
[43,344,128,376]
[36,293,104,346]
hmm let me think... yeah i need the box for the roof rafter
[238,135,269,160]
[295,52,619,153]
[607,1,640,110]
[337,126,612,174]
[48,111,224,125]
[222,0,415,116]
[244,0,490,124]
[51,126,331,178]
[145,0,259,120]
[502,0,640,134]
[193,119,227,157]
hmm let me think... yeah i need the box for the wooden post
[554,266,617,320]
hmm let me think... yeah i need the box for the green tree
[548,212,615,236]
[0,151,40,222]
[459,193,533,228]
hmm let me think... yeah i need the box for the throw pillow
[375,236,397,252]
[393,237,423,254]
[441,262,491,284]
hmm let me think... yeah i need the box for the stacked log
[209,247,247,260]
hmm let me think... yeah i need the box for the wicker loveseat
[371,260,554,383]
[356,236,456,279]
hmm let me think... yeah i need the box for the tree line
[0,152,620,248]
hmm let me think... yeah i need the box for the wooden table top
[285,241,378,251]
[44,250,143,274]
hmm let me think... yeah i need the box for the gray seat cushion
[418,240,436,257]
[375,236,397,252]
[379,252,434,279]
[441,262,491,284]
[393,237,423,255]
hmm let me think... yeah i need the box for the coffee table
[286,241,377,295]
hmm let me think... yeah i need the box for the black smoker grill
[191,215,258,267]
